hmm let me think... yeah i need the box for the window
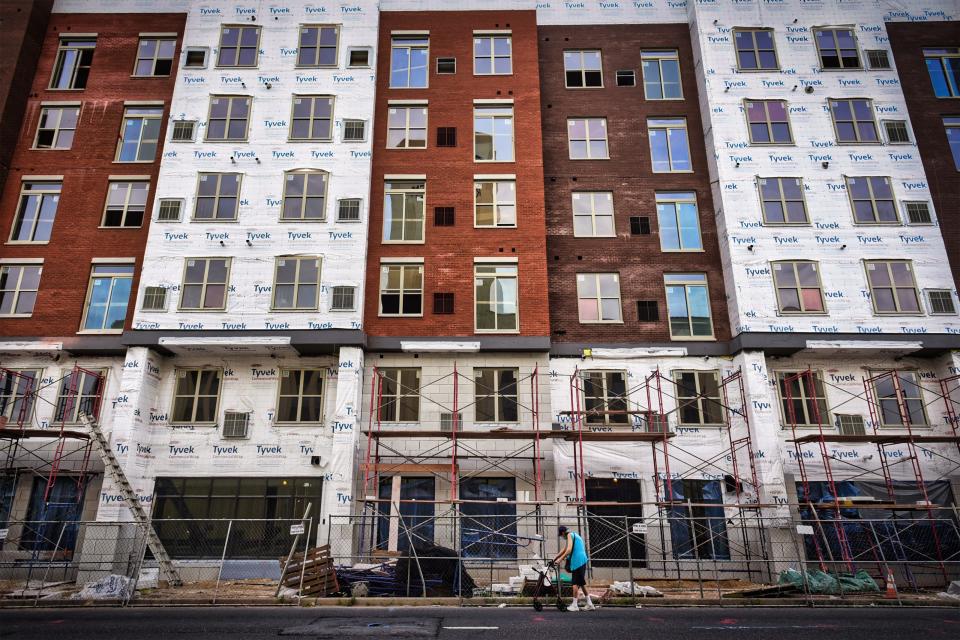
[475,263,518,332]
[814,28,861,69]
[348,48,370,68]
[474,180,516,227]
[390,36,429,88]
[567,117,608,160]
[383,180,425,242]
[829,98,879,143]
[116,106,163,161]
[437,57,456,74]
[927,289,957,315]
[883,120,910,144]
[437,126,456,147]
[290,95,333,141]
[434,206,454,226]
[637,300,659,322]
[759,177,807,224]
[745,100,792,144]
[674,371,723,426]
[171,369,221,425]
[272,256,321,310]
[0,265,41,316]
[134,38,175,76]
[615,70,635,86]
[867,50,891,70]
[102,181,148,227]
[946,117,960,170]
[377,368,420,422]
[387,105,427,148]
[582,371,627,425]
[379,263,423,316]
[10,181,60,242]
[734,29,778,70]
[206,96,251,141]
[474,106,514,162]
[195,173,241,221]
[281,170,327,221]
[377,476,435,552]
[641,50,682,99]
[648,118,691,172]
[904,201,932,225]
[0,369,40,422]
[776,371,829,427]
[337,198,361,222]
[171,120,196,142]
[772,261,825,314]
[576,273,622,323]
[460,478,517,559]
[865,260,921,314]
[871,371,927,426]
[846,176,897,224]
[33,106,79,149]
[331,286,356,311]
[277,369,324,423]
[572,191,614,237]
[343,119,366,141]
[923,48,959,98]
[433,292,453,314]
[54,368,105,423]
[656,192,702,251]
[50,38,95,89]
[217,26,260,67]
[664,273,713,339]
[141,286,168,311]
[475,368,518,422]
[474,34,511,75]
[81,264,134,331]
[184,47,207,68]
[564,50,602,88]
[298,25,338,67]
[179,258,230,310]
[630,216,651,235]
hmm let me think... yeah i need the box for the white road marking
[442,626,500,630]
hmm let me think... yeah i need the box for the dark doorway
[585,478,646,567]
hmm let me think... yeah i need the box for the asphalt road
[1,606,958,639]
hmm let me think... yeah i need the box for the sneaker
[583,601,597,611]
[566,601,580,612]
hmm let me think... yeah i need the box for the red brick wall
[887,22,960,292]
[363,10,550,338]
[0,13,185,338]
[538,23,730,344]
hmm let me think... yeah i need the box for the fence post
[624,516,635,602]
[686,501,704,599]
[298,517,313,601]
[787,516,814,607]
[212,519,233,605]
[34,522,68,607]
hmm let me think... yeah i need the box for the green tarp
[778,568,880,594]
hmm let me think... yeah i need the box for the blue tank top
[568,532,588,570]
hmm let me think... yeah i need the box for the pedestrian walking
[553,525,595,611]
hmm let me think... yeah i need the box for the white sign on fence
[0,528,7,540]
[289,523,305,535]
[632,523,648,534]
[796,525,815,536]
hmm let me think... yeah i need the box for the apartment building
[0,8,185,536]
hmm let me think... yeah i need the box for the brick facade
[363,10,550,340]
[887,22,960,291]
[0,13,184,339]
[538,23,729,346]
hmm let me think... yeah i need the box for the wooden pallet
[279,545,340,597]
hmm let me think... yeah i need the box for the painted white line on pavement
[442,626,500,630]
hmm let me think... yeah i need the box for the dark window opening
[437,127,457,147]
[585,478,646,567]
[637,300,659,322]
[433,292,454,314]
[436,57,456,74]
[459,477,516,559]
[630,216,651,235]
[377,477,436,551]
[434,206,454,226]
[665,479,730,560]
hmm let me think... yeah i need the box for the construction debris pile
[335,543,477,597]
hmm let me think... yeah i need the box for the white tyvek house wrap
[119,0,379,332]
[688,0,959,337]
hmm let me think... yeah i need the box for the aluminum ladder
[81,414,182,586]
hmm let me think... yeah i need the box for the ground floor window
[459,478,517,559]
[377,476,436,551]
[0,474,16,529]
[152,477,322,558]
[664,478,730,560]
[21,476,86,553]
[585,478,646,567]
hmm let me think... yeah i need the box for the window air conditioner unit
[222,411,251,439]
[644,412,670,433]
[836,414,866,436]
[440,412,463,432]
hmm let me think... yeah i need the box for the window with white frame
[474,180,516,227]
[282,170,327,221]
[581,370,628,425]
[179,258,230,310]
[664,273,713,339]
[383,180,425,242]
[171,368,221,424]
[759,177,808,224]
[290,95,333,141]
[343,119,366,141]
[272,256,321,311]
[206,96,250,141]
[337,198,362,222]
[330,285,356,310]
[572,191,614,237]
[298,25,339,67]
[474,368,518,422]
[776,371,829,427]
[576,273,622,323]
[33,106,79,149]
[102,181,148,227]
[134,38,176,76]
[474,106,514,162]
[640,50,681,99]
[656,192,702,251]
[865,260,921,314]
[217,26,260,67]
[846,176,898,224]
[0,369,40,422]
[116,106,163,161]
[745,100,793,144]
[81,263,134,332]
[54,368,106,423]
[734,29,778,71]
[390,36,429,88]
[475,263,518,332]
[50,38,95,89]
[564,50,602,88]
[379,263,423,316]
[829,99,879,143]
[772,261,826,314]
[474,34,511,75]
[277,369,325,423]
[10,181,60,243]
[0,265,42,316]
[814,27,861,69]
[387,105,427,148]
[376,368,420,422]
[567,117,608,160]
[195,173,241,220]
[871,371,927,426]
[674,370,723,425]
[648,118,691,171]
[924,47,960,97]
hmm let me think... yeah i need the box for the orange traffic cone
[884,568,897,599]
